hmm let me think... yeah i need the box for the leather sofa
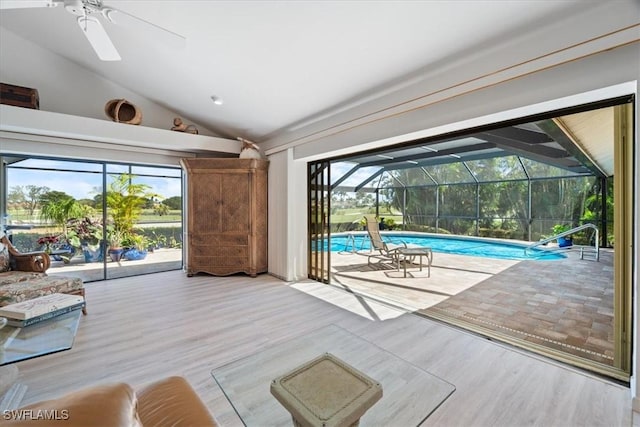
[2,376,219,426]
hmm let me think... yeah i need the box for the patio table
[396,247,433,278]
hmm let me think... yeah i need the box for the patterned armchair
[0,235,86,314]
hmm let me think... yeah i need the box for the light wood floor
[11,270,631,426]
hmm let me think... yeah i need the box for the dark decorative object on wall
[104,98,142,125]
[0,83,39,109]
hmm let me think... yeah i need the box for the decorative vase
[104,99,142,125]
[123,249,147,261]
[238,138,263,159]
[82,241,106,262]
[108,248,125,262]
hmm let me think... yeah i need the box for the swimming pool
[329,233,566,261]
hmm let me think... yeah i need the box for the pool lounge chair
[364,215,406,268]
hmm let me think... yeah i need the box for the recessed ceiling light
[210,95,223,105]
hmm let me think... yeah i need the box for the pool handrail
[526,223,599,261]
[342,232,371,253]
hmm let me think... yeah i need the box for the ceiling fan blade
[0,0,56,9]
[76,15,120,61]
[103,7,185,50]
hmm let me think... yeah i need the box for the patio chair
[364,215,406,268]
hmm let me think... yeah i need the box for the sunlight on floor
[290,281,407,321]
[331,251,518,312]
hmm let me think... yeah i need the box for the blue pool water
[328,233,566,261]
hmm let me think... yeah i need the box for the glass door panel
[105,165,183,280]
[308,161,330,283]
[3,157,104,283]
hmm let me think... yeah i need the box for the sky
[5,159,182,201]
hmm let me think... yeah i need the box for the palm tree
[39,191,83,236]
[105,173,159,239]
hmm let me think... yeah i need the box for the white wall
[267,148,307,281]
[0,27,217,136]
[284,42,638,162]
[267,150,289,280]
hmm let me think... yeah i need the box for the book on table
[0,293,84,320]
[4,302,85,328]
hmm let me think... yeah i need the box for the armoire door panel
[220,173,250,233]
[191,173,222,232]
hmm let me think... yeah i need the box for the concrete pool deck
[330,245,614,368]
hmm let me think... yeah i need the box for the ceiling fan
[0,0,185,61]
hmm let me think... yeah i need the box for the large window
[1,156,183,282]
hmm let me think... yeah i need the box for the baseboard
[0,382,28,412]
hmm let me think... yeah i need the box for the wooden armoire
[181,158,268,277]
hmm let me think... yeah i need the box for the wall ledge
[0,104,240,155]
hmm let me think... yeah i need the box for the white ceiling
[0,1,608,142]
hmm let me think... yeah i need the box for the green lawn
[330,207,402,224]
[7,209,182,224]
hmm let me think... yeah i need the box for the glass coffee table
[0,310,82,366]
[212,324,455,426]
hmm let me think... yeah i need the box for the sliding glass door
[1,156,183,282]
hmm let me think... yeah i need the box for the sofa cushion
[136,376,219,427]
[4,383,142,426]
[0,271,46,286]
[0,275,84,307]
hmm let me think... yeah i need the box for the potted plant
[123,234,148,261]
[105,173,158,236]
[36,235,59,254]
[107,228,125,262]
[552,224,573,247]
[66,217,105,262]
[383,218,396,231]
